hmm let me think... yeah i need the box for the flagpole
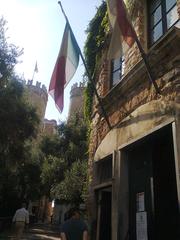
[134,34,160,94]
[121,0,160,94]
[32,69,35,82]
[32,62,38,82]
[58,1,112,130]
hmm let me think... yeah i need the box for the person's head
[69,208,81,219]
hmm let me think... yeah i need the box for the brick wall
[87,0,180,230]
[177,0,180,17]
[90,0,146,158]
[89,1,180,159]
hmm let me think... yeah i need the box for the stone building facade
[88,1,180,240]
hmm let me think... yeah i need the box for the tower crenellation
[23,79,48,121]
[70,81,86,98]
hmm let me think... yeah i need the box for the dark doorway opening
[128,124,179,239]
[96,188,112,240]
[152,125,179,239]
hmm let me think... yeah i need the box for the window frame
[110,56,125,88]
[148,0,179,46]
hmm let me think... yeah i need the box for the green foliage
[51,160,88,205]
[17,161,42,201]
[0,17,23,87]
[40,135,61,157]
[0,80,40,215]
[0,17,40,216]
[0,80,39,166]
[125,0,136,12]
[84,1,108,121]
[40,115,88,205]
[84,1,108,76]
[41,155,67,195]
[84,82,94,125]
[56,117,88,165]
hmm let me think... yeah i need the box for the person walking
[12,203,29,240]
[60,208,88,240]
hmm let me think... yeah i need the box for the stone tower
[68,81,86,120]
[25,80,48,121]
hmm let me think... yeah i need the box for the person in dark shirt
[60,208,88,240]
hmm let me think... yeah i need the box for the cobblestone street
[0,223,60,240]
[22,224,60,240]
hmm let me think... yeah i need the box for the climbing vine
[83,0,135,124]
[83,1,109,123]
[125,0,139,18]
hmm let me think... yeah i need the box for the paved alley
[0,223,60,240]
[22,224,60,240]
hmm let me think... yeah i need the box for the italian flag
[107,0,136,59]
[49,22,79,113]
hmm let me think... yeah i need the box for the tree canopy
[40,116,88,205]
[0,14,89,216]
[0,17,23,87]
[0,17,40,216]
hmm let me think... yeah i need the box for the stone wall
[178,0,180,17]
[90,11,180,160]
[97,0,145,100]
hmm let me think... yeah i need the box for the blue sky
[1,0,102,123]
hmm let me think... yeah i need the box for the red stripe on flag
[49,56,66,112]
[116,0,136,47]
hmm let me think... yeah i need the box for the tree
[40,115,88,205]
[0,80,39,166]
[0,17,23,87]
[0,17,40,216]
[41,155,67,196]
[0,80,40,216]
[51,160,88,205]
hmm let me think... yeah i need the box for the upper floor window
[149,0,180,45]
[111,56,125,87]
[95,155,112,184]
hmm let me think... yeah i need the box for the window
[111,56,125,87]
[95,155,112,184]
[149,0,180,45]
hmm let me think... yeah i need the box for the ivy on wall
[125,0,136,12]
[83,1,108,122]
[83,0,134,123]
